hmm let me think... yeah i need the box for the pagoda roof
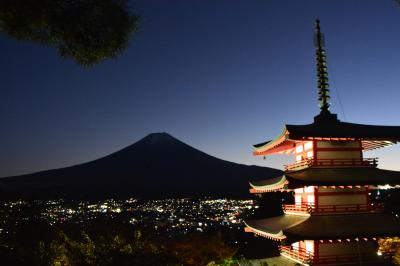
[250,167,400,192]
[244,214,309,240]
[245,213,400,241]
[253,117,400,155]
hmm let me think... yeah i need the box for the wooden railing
[285,158,378,171]
[280,245,313,264]
[314,203,384,214]
[281,245,388,265]
[285,158,314,171]
[282,203,314,214]
[314,252,386,265]
[282,203,384,214]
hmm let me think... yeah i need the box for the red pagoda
[244,20,400,265]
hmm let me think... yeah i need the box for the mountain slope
[0,133,282,198]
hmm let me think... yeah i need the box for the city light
[0,198,258,238]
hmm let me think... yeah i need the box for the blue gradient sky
[1,0,400,177]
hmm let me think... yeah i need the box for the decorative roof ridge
[287,120,400,127]
[253,126,289,148]
[285,120,400,130]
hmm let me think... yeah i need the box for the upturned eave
[246,213,400,241]
[253,119,400,156]
[249,167,400,192]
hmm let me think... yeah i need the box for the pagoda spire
[314,19,331,114]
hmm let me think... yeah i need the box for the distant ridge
[0,133,282,199]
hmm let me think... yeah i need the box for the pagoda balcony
[282,203,314,214]
[314,253,387,265]
[282,203,384,215]
[280,245,386,265]
[280,246,313,264]
[284,157,378,171]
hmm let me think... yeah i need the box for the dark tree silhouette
[0,0,139,66]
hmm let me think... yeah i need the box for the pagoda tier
[245,214,399,265]
[253,118,400,156]
[249,167,400,193]
[244,213,400,241]
[279,241,384,266]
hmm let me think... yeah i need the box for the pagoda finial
[314,19,331,114]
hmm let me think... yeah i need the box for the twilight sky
[1,0,400,177]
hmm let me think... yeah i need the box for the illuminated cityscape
[0,198,258,237]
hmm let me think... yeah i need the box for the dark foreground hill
[0,133,282,199]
